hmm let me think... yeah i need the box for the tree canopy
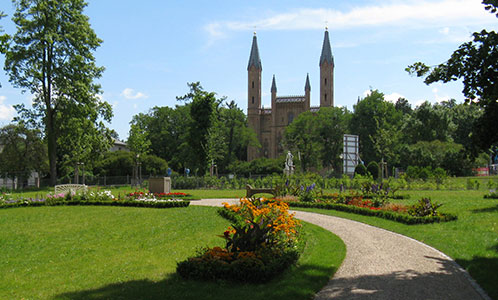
[406,1,498,151]
[2,0,112,185]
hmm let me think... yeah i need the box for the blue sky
[1,0,497,140]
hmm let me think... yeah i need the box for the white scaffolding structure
[343,134,360,177]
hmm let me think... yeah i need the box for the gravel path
[191,199,489,300]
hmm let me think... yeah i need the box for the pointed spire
[271,74,277,93]
[247,32,262,71]
[305,73,311,91]
[319,28,334,66]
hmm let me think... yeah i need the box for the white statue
[284,151,294,175]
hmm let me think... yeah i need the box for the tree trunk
[47,109,57,186]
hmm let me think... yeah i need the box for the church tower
[319,28,334,107]
[305,73,311,111]
[247,32,262,161]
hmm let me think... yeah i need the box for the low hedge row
[177,247,299,283]
[483,194,498,199]
[286,201,457,224]
[217,206,242,224]
[0,199,190,209]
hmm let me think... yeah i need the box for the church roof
[310,106,320,112]
[271,75,277,93]
[319,30,334,66]
[276,96,305,103]
[305,73,311,91]
[247,33,262,70]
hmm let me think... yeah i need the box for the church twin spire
[319,29,334,67]
[247,33,262,71]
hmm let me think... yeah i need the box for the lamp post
[75,162,84,184]
[135,154,140,187]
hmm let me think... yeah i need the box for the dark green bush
[367,161,380,180]
[354,164,368,176]
[408,198,442,217]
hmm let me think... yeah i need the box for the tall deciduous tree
[285,107,350,172]
[127,123,151,161]
[177,82,216,175]
[407,1,498,151]
[3,0,111,185]
[0,11,7,87]
[350,90,402,165]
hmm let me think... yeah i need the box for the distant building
[247,29,335,160]
[110,139,129,152]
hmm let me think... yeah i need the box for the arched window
[288,112,294,125]
[252,96,254,104]
[324,93,327,102]
[252,81,254,89]
[263,139,269,158]
[324,78,327,85]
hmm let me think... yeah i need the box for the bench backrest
[54,184,88,195]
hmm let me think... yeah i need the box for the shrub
[408,198,442,217]
[354,164,367,176]
[367,161,380,180]
[484,190,498,199]
[418,166,432,181]
[177,198,301,283]
[433,167,447,184]
[298,183,316,202]
[406,165,420,179]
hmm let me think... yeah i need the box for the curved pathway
[191,199,489,300]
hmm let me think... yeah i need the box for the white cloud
[206,0,493,38]
[121,88,148,100]
[0,96,15,121]
[384,92,405,103]
[439,27,450,35]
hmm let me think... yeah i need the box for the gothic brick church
[247,29,335,161]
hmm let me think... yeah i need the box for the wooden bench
[54,184,88,195]
[246,184,276,198]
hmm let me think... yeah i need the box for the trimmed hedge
[286,201,457,224]
[0,199,190,209]
[483,193,498,199]
[177,247,299,283]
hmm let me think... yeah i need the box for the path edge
[292,210,492,300]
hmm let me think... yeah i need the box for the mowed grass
[295,190,498,299]
[0,205,345,300]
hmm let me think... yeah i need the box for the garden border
[286,201,457,224]
[0,199,190,209]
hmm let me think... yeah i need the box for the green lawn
[0,205,345,300]
[293,190,498,300]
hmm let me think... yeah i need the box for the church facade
[247,30,335,161]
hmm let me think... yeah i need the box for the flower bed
[484,190,498,199]
[177,198,302,283]
[0,190,190,209]
[286,198,457,225]
[126,191,199,200]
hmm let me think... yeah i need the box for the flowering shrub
[221,198,300,252]
[408,198,443,217]
[177,197,302,283]
[298,183,317,202]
